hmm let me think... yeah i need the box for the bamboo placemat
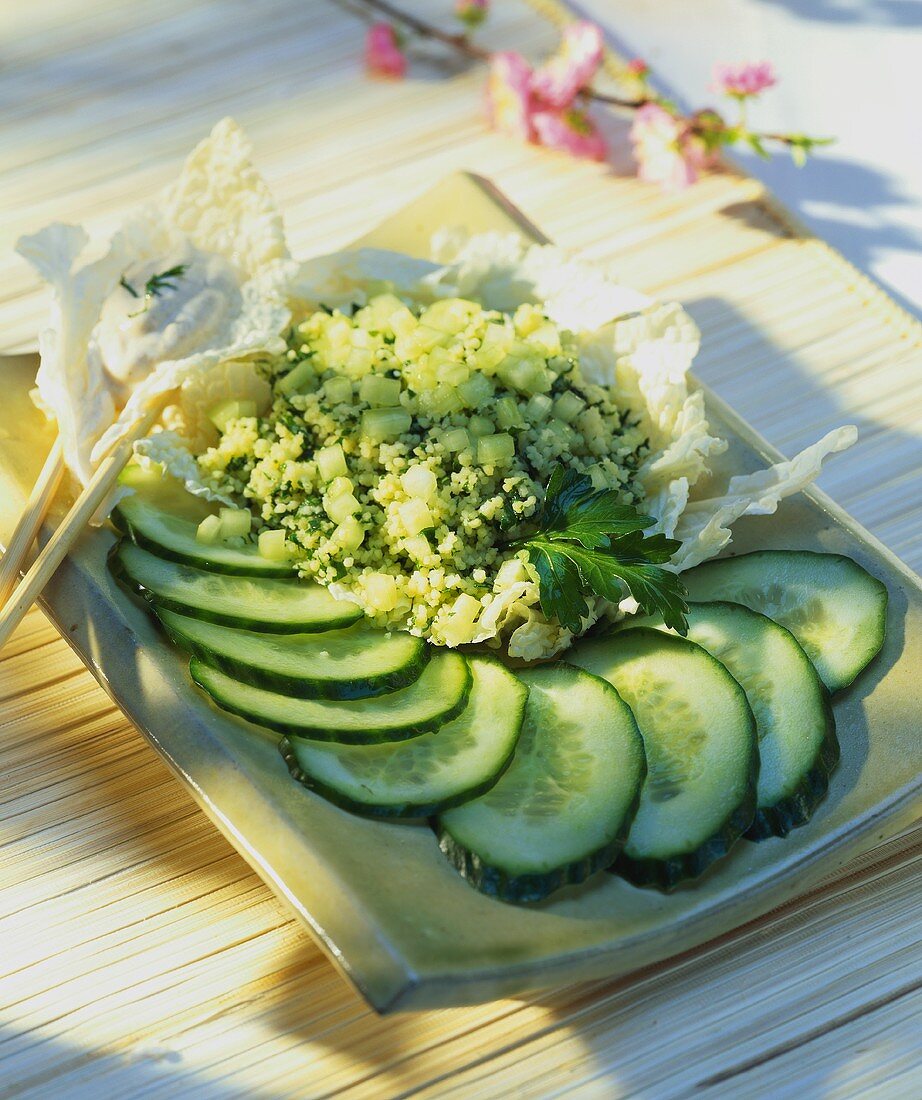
[1,1,919,1096]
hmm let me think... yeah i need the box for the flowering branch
[359,0,645,108]
[356,0,832,190]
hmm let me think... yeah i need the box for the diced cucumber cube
[333,516,365,552]
[399,498,434,537]
[196,514,223,544]
[277,360,316,397]
[580,464,602,490]
[457,372,494,409]
[552,391,586,423]
[420,297,479,335]
[315,443,348,482]
[430,347,470,387]
[326,476,354,499]
[361,408,412,442]
[389,307,418,338]
[495,396,524,430]
[365,292,407,331]
[219,507,252,539]
[469,342,507,374]
[346,349,373,374]
[545,417,576,445]
[468,415,494,437]
[401,535,431,563]
[443,428,472,453]
[324,377,353,405]
[364,571,399,612]
[325,489,361,524]
[395,325,448,359]
[476,433,516,467]
[513,303,545,337]
[422,384,464,417]
[527,322,562,356]
[484,322,512,348]
[496,357,552,395]
[525,393,553,422]
[401,465,437,500]
[258,528,294,561]
[208,399,257,433]
[359,374,402,407]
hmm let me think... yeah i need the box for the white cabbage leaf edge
[16,118,294,492]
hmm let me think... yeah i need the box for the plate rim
[3,171,920,1014]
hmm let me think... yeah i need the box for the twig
[354,0,648,109]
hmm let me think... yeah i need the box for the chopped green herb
[121,263,189,317]
[516,465,688,634]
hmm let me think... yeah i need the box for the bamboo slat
[1,1,919,1096]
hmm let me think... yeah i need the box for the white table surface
[579,0,922,320]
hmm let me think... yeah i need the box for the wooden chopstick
[0,406,162,650]
[0,438,65,606]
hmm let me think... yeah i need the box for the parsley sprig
[120,264,188,316]
[513,466,689,635]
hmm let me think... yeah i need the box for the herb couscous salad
[197,295,653,652]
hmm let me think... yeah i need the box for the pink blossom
[630,103,708,191]
[531,21,604,109]
[486,51,535,141]
[711,61,776,98]
[532,107,607,162]
[364,23,406,80]
[455,0,488,28]
[625,58,650,78]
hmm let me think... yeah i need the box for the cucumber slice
[571,629,758,891]
[115,493,296,578]
[280,657,527,816]
[158,609,429,701]
[682,551,887,693]
[111,542,362,633]
[437,665,645,903]
[627,602,839,841]
[190,651,472,743]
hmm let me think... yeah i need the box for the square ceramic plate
[1,175,920,1013]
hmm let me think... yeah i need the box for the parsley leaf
[538,464,657,549]
[516,465,689,635]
